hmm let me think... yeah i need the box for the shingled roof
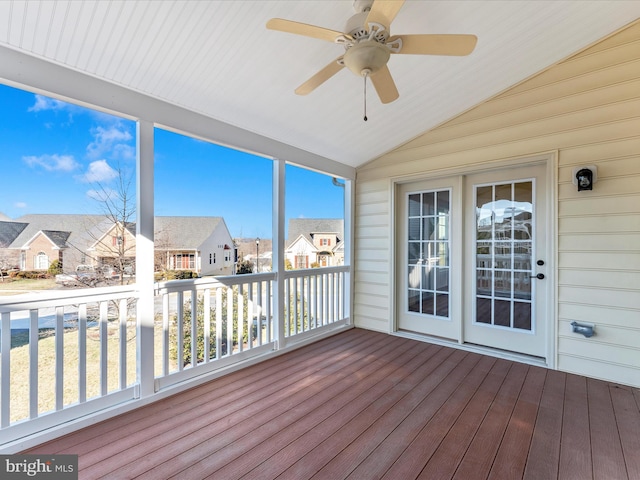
[286,218,343,249]
[155,216,225,249]
[0,221,28,248]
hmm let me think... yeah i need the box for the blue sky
[0,83,344,238]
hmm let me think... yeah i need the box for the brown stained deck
[25,329,640,479]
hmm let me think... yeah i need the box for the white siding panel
[559,233,640,252]
[559,252,639,271]
[559,215,640,234]
[558,355,640,387]
[559,303,639,328]
[558,269,640,290]
[355,21,640,386]
[559,285,639,310]
[559,320,640,350]
[558,337,640,368]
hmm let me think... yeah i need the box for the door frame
[390,152,557,368]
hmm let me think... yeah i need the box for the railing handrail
[282,265,349,279]
[0,284,138,312]
[155,272,277,295]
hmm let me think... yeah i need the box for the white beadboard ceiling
[1,1,639,169]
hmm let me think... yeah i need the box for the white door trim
[390,152,557,368]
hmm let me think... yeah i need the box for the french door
[396,162,549,358]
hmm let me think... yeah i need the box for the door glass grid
[475,181,533,330]
[407,189,450,318]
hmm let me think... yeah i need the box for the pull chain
[363,71,368,122]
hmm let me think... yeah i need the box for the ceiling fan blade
[267,18,347,43]
[295,57,345,95]
[370,65,399,104]
[365,0,406,27]
[390,34,478,56]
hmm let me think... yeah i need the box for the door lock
[530,273,545,280]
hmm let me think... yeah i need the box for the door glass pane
[474,181,534,331]
[406,189,451,318]
[409,194,421,216]
[422,192,435,215]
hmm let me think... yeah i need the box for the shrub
[156,270,198,281]
[169,286,256,367]
[48,260,63,275]
[10,270,50,279]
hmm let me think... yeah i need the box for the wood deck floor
[25,328,640,479]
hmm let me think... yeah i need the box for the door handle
[530,273,545,280]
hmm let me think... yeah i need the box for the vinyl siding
[354,20,640,387]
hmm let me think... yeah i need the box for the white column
[344,178,354,325]
[272,159,285,348]
[136,120,155,397]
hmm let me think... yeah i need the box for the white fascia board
[0,46,355,181]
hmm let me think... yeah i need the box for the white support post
[136,120,155,398]
[272,159,285,349]
[344,178,354,325]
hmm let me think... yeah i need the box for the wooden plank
[487,366,546,480]
[610,384,640,479]
[588,378,628,479]
[275,349,469,480]
[197,340,439,480]
[352,355,497,480]
[452,362,529,480]
[20,331,640,480]
[559,374,592,480]
[523,370,566,480]
[88,332,407,478]
[413,359,512,480]
[311,351,479,480]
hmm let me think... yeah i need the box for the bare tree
[87,164,136,285]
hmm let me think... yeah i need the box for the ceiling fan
[267,0,477,108]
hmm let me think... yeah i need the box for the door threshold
[394,330,549,368]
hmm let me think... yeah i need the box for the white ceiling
[1,1,639,169]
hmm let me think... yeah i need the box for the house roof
[11,214,109,252]
[1,2,638,170]
[40,230,72,249]
[0,221,28,248]
[154,216,227,250]
[287,218,344,249]
[4,215,228,252]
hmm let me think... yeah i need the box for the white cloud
[87,125,134,160]
[28,95,69,112]
[14,202,27,209]
[23,154,78,172]
[79,160,118,183]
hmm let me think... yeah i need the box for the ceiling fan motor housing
[343,41,391,76]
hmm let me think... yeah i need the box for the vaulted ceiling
[1,1,639,169]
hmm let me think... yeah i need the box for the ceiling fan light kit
[267,0,477,114]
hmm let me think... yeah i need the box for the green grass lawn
[8,319,175,424]
[0,277,58,295]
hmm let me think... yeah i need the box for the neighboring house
[285,219,344,269]
[0,214,235,276]
[0,220,28,270]
[154,216,235,276]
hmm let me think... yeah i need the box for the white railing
[154,272,276,390]
[0,267,350,446]
[0,285,139,440]
[283,266,349,338]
